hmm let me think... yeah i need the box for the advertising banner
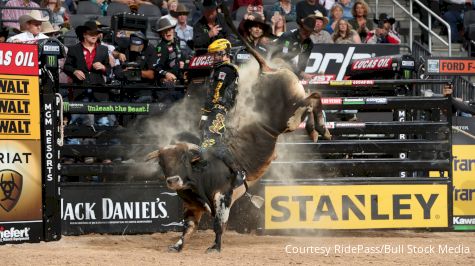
[0,43,42,244]
[304,44,400,80]
[425,57,475,76]
[452,116,475,231]
[61,183,183,234]
[265,184,448,230]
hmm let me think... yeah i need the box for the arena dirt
[3,230,475,265]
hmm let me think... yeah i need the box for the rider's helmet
[208,39,232,64]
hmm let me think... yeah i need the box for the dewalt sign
[265,184,448,229]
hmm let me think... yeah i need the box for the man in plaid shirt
[2,0,40,30]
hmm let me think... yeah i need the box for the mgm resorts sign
[304,44,400,80]
[265,184,449,230]
[61,183,183,234]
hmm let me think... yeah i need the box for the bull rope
[452,126,475,141]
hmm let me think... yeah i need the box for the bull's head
[146,143,201,191]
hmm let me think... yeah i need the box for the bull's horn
[145,150,160,162]
[185,143,201,162]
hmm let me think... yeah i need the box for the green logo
[47,55,57,67]
[63,102,69,112]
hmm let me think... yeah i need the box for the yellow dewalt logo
[265,185,448,229]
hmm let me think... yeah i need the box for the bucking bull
[146,7,331,253]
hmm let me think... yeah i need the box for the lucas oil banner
[0,43,42,244]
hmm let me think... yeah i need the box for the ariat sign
[265,185,448,229]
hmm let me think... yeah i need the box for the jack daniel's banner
[304,44,400,80]
[61,182,183,234]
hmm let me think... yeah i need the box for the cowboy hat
[313,10,329,26]
[19,10,49,29]
[299,14,318,33]
[41,21,60,34]
[373,13,396,25]
[202,0,218,11]
[243,13,272,37]
[75,20,102,37]
[153,17,176,32]
[170,4,190,17]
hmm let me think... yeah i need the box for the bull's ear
[185,143,201,163]
[145,150,160,162]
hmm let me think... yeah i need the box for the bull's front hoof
[168,245,182,253]
[206,246,221,253]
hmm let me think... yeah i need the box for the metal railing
[391,0,451,56]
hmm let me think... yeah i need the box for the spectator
[232,0,262,12]
[273,14,317,79]
[41,0,68,28]
[63,21,111,164]
[310,11,333,43]
[296,0,327,23]
[319,0,335,12]
[193,0,235,53]
[173,4,194,59]
[7,10,49,43]
[243,12,272,54]
[2,0,41,30]
[339,0,354,20]
[332,18,361,43]
[0,27,9,42]
[153,17,185,103]
[441,0,471,43]
[348,0,373,40]
[271,11,286,37]
[325,3,344,33]
[365,14,400,44]
[161,0,179,25]
[271,0,296,22]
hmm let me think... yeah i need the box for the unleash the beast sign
[304,44,400,80]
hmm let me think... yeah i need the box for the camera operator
[113,32,159,101]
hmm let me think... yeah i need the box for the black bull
[147,67,331,253]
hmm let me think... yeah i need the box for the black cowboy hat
[202,0,218,11]
[373,13,396,25]
[298,14,318,33]
[75,20,102,37]
[243,13,272,37]
[153,17,176,32]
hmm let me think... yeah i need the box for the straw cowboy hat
[41,21,60,34]
[153,17,176,32]
[313,10,329,27]
[18,10,49,29]
[170,4,190,17]
[243,13,272,37]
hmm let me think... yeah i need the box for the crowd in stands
[0,0,474,169]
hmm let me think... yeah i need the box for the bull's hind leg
[169,207,203,252]
[206,191,232,253]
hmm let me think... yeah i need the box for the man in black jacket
[193,0,236,54]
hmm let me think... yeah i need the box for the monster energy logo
[46,55,57,67]
[63,102,69,112]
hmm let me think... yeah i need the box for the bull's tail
[220,3,274,73]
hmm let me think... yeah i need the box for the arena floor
[4,230,475,265]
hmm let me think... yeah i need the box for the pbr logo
[0,169,23,212]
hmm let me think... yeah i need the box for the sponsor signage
[351,57,393,71]
[61,183,183,234]
[304,44,399,80]
[425,57,475,75]
[0,43,42,244]
[321,98,342,105]
[365,98,388,104]
[265,184,448,229]
[452,145,475,231]
[188,54,213,69]
[343,98,365,105]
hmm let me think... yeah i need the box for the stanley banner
[0,43,42,244]
[265,184,448,230]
